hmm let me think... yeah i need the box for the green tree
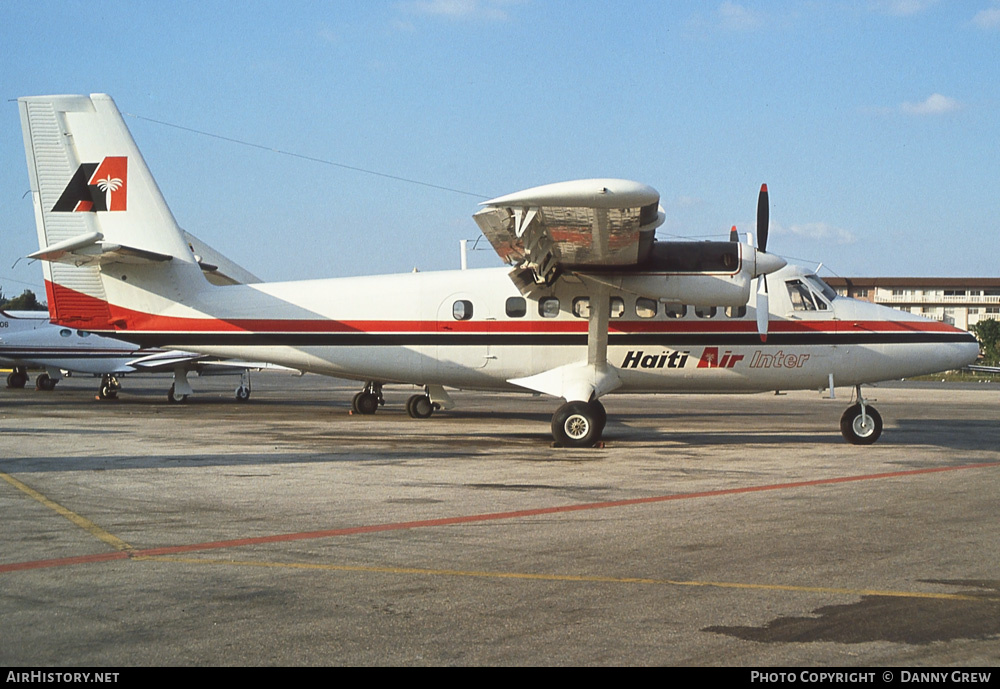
[0,289,47,311]
[972,318,1000,364]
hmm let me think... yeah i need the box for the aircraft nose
[753,249,786,277]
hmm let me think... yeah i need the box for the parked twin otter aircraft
[17,94,979,446]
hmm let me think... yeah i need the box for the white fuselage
[0,311,140,375]
[92,263,979,396]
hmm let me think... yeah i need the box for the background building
[825,278,1000,330]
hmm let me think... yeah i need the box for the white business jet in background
[17,94,979,445]
[1,231,270,401]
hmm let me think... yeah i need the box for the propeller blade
[757,183,769,253]
[756,275,769,343]
[730,225,739,242]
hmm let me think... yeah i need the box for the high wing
[473,179,664,287]
[474,178,787,405]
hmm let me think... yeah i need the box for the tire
[551,401,600,447]
[235,385,251,402]
[354,391,379,415]
[407,394,434,419]
[35,373,57,391]
[840,404,883,445]
[7,372,28,389]
[99,384,118,400]
[167,384,188,404]
[588,399,607,437]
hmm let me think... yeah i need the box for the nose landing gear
[840,385,882,445]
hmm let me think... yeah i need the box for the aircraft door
[436,295,491,376]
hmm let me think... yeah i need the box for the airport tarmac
[1,372,998,666]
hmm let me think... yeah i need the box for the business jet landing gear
[98,375,121,400]
[840,385,882,445]
[551,399,607,448]
[35,373,58,391]
[168,367,194,403]
[406,393,436,419]
[235,371,251,402]
[351,382,383,415]
[6,367,28,389]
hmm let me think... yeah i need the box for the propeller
[755,184,770,342]
[757,184,769,252]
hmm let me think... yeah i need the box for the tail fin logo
[52,157,128,212]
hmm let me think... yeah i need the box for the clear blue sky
[2,1,998,297]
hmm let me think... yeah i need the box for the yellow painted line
[138,555,991,602]
[0,471,132,552]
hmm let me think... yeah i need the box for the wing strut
[508,284,621,403]
[587,283,611,371]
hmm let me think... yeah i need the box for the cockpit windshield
[805,274,838,302]
[786,278,830,311]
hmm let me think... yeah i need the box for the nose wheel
[840,386,882,445]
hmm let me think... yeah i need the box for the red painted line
[3,461,996,575]
[0,550,131,573]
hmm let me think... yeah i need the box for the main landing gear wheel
[840,403,882,445]
[551,400,604,448]
[98,375,121,401]
[235,385,251,402]
[352,391,379,415]
[167,384,188,404]
[7,370,28,389]
[35,373,57,391]
[406,394,435,419]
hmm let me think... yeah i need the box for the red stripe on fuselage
[43,281,965,336]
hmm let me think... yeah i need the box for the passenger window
[573,297,590,318]
[695,306,717,319]
[664,303,686,319]
[726,306,747,318]
[452,300,473,320]
[59,329,72,337]
[505,297,526,318]
[539,297,560,318]
[610,297,624,319]
[77,330,91,337]
[636,298,657,319]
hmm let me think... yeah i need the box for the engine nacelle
[576,241,778,307]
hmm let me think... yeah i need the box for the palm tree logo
[96,175,123,211]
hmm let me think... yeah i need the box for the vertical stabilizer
[19,94,207,330]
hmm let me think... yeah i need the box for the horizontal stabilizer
[30,231,173,266]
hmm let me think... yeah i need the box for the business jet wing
[128,349,299,373]
[473,179,665,287]
[967,364,1000,374]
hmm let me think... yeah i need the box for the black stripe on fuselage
[106,331,977,348]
